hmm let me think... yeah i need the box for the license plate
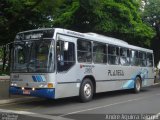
[23,90,30,95]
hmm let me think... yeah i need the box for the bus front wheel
[133,77,141,93]
[79,78,94,102]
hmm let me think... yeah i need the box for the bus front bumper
[9,86,55,99]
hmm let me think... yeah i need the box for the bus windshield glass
[11,39,54,73]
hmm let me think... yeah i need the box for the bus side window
[120,48,130,66]
[147,53,153,67]
[77,39,92,63]
[56,40,75,72]
[139,52,147,67]
[93,42,107,64]
[108,45,119,65]
[130,50,139,66]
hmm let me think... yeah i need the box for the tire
[79,78,94,102]
[133,77,141,93]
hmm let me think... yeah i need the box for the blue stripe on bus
[32,75,45,82]
[41,76,46,82]
[32,76,37,82]
[123,80,134,89]
[36,76,41,82]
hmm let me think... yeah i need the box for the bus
[10,28,155,102]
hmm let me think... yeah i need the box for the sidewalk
[0,95,38,105]
[0,75,10,80]
[0,76,40,105]
[155,75,160,83]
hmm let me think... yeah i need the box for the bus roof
[17,28,54,34]
[55,28,153,53]
[17,28,153,53]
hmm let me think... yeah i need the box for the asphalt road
[0,84,160,120]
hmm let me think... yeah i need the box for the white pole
[157,61,160,69]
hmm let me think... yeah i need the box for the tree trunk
[151,22,160,66]
[155,22,160,39]
[2,45,6,72]
[7,43,12,72]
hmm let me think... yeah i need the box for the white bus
[10,28,154,102]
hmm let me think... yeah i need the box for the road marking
[60,94,160,117]
[0,109,73,120]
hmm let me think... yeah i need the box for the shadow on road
[16,88,150,108]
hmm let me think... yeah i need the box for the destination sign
[15,30,54,41]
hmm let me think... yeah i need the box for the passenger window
[57,40,75,72]
[147,53,153,67]
[120,48,130,66]
[77,39,92,63]
[93,42,107,63]
[139,52,147,67]
[130,50,139,66]
[108,45,119,65]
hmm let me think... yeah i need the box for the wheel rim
[84,83,92,98]
[136,79,141,91]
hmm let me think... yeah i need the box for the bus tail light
[48,83,53,88]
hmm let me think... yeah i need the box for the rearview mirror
[64,42,69,51]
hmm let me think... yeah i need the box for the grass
[0,64,9,76]
[0,71,9,76]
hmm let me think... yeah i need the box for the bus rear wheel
[79,78,94,102]
[133,77,141,93]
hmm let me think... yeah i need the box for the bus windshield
[11,39,54,73]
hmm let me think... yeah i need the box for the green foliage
[0,47,2,61]
[53,0,79,28]
[0,0,64,45]
[0,0,156,48]
[53,0,155,47]
[142,0,160,65]
[143,0,160,27]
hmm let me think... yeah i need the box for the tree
[53,0,155,48]
[0,0,64,45]
[0,0,64,72]
[142,0,160,65]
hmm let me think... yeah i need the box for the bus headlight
[10,82,17,86]
[39,84,47,88]
[32,87,35,91]
[39,84,43,88]
[48,83,53,88]
[22,87,25,90]
[11,83,14,86]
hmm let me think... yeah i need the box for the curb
[0,97,40,105]
[153,82,160,85]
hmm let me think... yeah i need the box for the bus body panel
[94,65,154,93]
[10,73,56,99]
[55,65,80,99]
[55,34,80,99]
